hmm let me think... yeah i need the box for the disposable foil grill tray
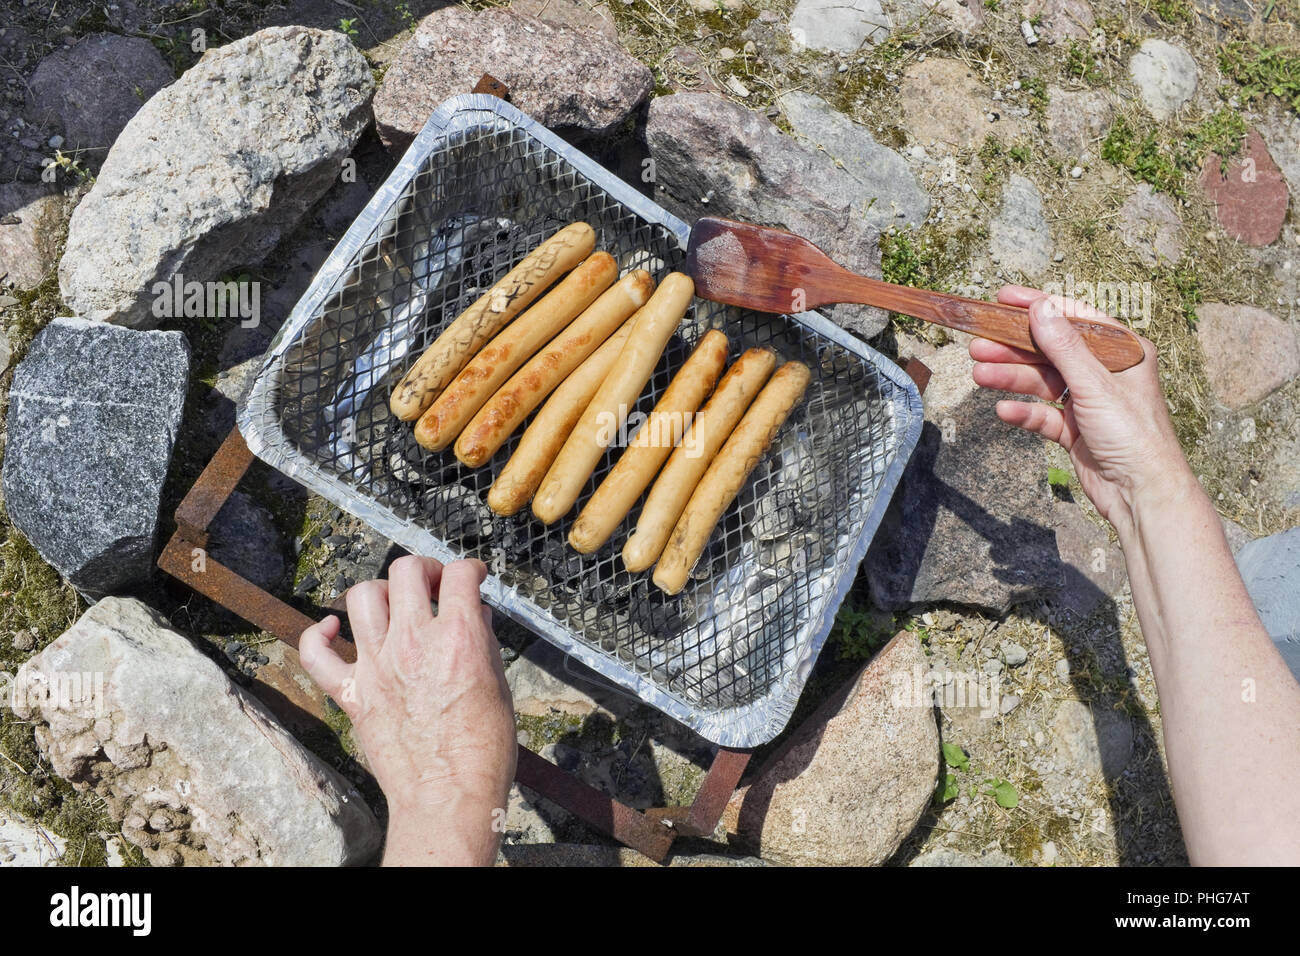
[239,95,923,747]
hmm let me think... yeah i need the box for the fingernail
[1034,297,1064,324]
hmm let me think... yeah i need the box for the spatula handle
[847,275,1146,372]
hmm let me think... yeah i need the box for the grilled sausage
[652,361,811,595]
[567,329,728,553]
[531,272,695,525]
[621,347,776,573]
[414,252,618,450]
[389,222,596,420]
[486,319,636,516]
[454,269,654,467]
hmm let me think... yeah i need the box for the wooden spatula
[685,217,1145,372]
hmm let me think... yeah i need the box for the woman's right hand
[969,285,1189,531]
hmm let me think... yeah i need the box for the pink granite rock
[1199,129,1289,247]
[721,632,939,865]
[1195,303,1300,408]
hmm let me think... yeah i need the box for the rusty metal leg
[682,748,751,838]
[515,747,677,862]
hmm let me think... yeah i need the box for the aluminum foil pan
[238,94,924,747]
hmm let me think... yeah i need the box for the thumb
[1029,296,1109,394]
[299,615,355,707]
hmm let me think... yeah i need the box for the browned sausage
[653,361,811,595]
[414,252,618,451]
[454,269,654,467]
[389,222,595,420]
[486,318,636,516]
[567,330,729,553]
[621,347,777,572]
[531,273,695,525]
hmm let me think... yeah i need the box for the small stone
[0,183,63,290]
[1000,694,1022,714]
[718,47,736,60]
[1045,86,1113,158]
[11,629,34,651]
[789,0,890,52]
[1055,658,1071,682]
[1128,39,1198,121]
[1116,182,1186,267]
[984,658,1004,676]
[294,574,320,596]
[1022,0,1095,39]
[1000,642,1029,667]
[989,174,1053,279]
[1069,165,1083,178]
[901,59,1023,150]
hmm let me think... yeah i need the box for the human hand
[969,285,1189,530]
[298,555,516,866]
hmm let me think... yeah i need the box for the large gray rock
[58,26,373,328]
[2,318,189,598]
[1236,528,1300,679]
[26,34,174,156]
[13,597,381,866]
[0,183,64,290]
[1128,39,1198,121]
[646,93,888,338]
[722,632,939,865]
[990,174,1053,281]
[866,342,1063,613]
[372,7,652,152]
[779,92,931,230]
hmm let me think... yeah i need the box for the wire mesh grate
[240,98,922,746]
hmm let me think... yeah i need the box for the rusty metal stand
[158,426,747,862]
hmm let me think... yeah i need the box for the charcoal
[420,484,493,541]
[750,487,804,540]
[535,536,584,584]
[627,581,689,637]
